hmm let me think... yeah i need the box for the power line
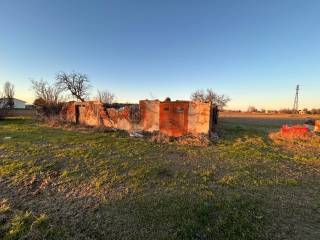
[292,85,299,113]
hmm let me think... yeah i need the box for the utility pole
[292,85,299,113]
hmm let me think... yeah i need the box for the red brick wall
[159,101,189,137]
[315,120,320,132]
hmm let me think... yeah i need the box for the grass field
[0,116,320,240]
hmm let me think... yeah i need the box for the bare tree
[0,90,4,107]
[56,72,90,102]
[0,90,6,119]
[191,88,231,109]
[191,89,206,102]
[31,79,62,104]
[2,81,15,109]
[31,79,64,119]
[96,90,115,104]
[247,106,258,112]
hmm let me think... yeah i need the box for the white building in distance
[0,98,27,109]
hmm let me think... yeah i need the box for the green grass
[0,117,320,239]
[0,198,54,240]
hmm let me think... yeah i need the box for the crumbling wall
[77,102,103,126]
[140,100,212,136]
[188,102,211,135]
[61,101,140,131]
[315,120,320,132]
[139,100,160,132]
[61,100,213,137]
[159,101,189,137]
[280,125,309,137]
[60,101,76,123]
[103,106,140,131]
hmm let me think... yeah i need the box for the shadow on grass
[0,117,35,126]
[0,179,265,240]
[91,192,265,240]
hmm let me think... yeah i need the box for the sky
[0,0,320,110]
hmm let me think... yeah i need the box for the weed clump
[0,199,53,240]
[149,131,210,146]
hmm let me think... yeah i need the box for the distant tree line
[244,106,320,114]
[300,108,320,114]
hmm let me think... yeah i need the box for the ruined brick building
[60,99,217,137]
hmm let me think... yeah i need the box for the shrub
[34,98,63,121]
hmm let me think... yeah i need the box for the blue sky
[0,0,320,110]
